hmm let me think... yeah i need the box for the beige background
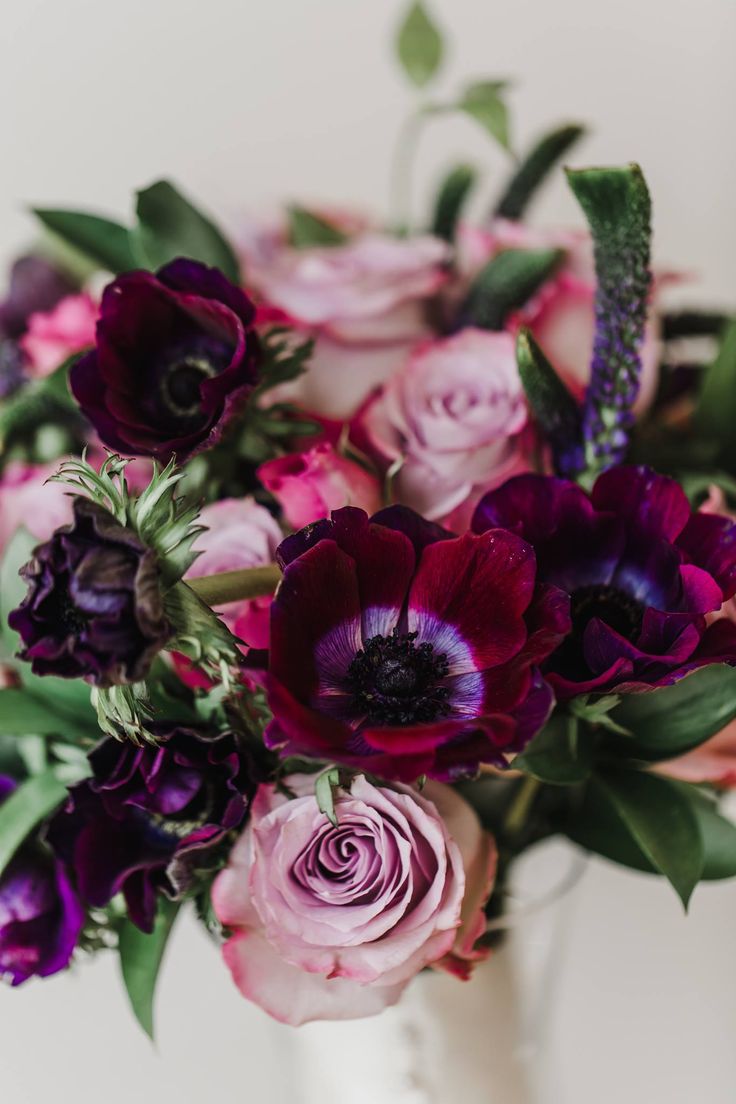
[1,0,736,1100]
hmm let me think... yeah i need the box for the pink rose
[659,724,736,788]
[243,225,449,419]
[359,328,531,527]
[213,773,496,1025]
[185,497,283,649]
[19,294,97,379]
[258,442,381,530]
[0,462,72,554]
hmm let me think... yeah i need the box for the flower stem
[503,775,541,837]
[187,563,282,606]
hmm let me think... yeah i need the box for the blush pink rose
[185,497,283,650]
[242,224,449,419]
[19,294,97,379]
[213,773,496,1025]
[659,724,736,788]
[258,442,381,530]
[0,462,73,553]
[358,327,531,528]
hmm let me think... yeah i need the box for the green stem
[503,775,541,837]
[187,563,282,606]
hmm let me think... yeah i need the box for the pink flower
[243,225,449,419]
[0,462,72,554]
[185,497,283,649]
[19,294,97,379]
[358,328,531,527]
[258,442,381,530]
[213,773,496,1025]
[659,724,736,788]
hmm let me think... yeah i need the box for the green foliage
[0,358,83,465]
[694,319,736,470]
[315,767,341,827]
[516,329,582,462]
[396,2,444,88]
[608,665,736,762]
[287,206,348,249]
[430,164,477,243]
[133,180,240,283]
[494,123,586,220]
[32,209,137,274]
[119,897,179,1040]
[458,81,511,151]
[0,528,37,656]
[515,713,594,785]
[567,769,704,908]
[0,770,69,878]
[0,689,96,743]
[459,248,563,330]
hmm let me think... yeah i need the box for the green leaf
[396,2,444,88]
[568,769,704,907]
[515,713,594,784]
[287,206,348,249]
[0,527,37,655]
[119,897,179,1040]
[609,665,736,762]
[459,81,511,151]
[133,181,240,283]
[691,792,736,880]
[695,319,736,468]
[315,766,341,827]
[494,123,586,220]
[430,164,477,243]
[0,769,69,878]
[0,689,95,742]
[516,329,582,463]
[459,248,563,331]
[32,209,137,274]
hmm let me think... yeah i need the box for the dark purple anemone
[473,466,736,698]
[70,259,260,461]
[0,776,84,986]
[266,506,570,782]
[46,726,261,933]
[9,497,170,687]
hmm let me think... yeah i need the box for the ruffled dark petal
[677,512,736,600]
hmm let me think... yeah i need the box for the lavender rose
[0,777,84,985]
[212,773,496,1025]
[9,497,170,686]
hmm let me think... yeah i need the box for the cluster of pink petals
[20,293,98,379]
[0,461,73,554]
[258,442,381,530]
[213,773,496,1025]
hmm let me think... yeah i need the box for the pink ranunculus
[243,227,449,419]
[19,294,98,379]
[358,327,531,527]
[185,497,283,650]
[213,773,496,1025]
[0,462,73,554]
[258,442,381,530]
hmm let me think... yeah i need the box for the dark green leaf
[691,792,736,880]
[494,123,586,220]
[0,689,95,742]
[134,181,240,283]
[458,248,563,331]
[515,713,594,784]
[430,164,477,243]
[516,329,582,462]
[396,2,444,88]
[459,81,511,151]
[609,666,736,762]
[0,527,37,655]
[32,209,136,274]
[695,319,736,468]
[287,206,348,249]
[119,897,179,1040]
[0,769,69,878]
[568,769,703,907]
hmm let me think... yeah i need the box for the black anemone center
[44,583,88,637]
[346,630,451,726]
[155,336,232,430]
[552,583,645,680]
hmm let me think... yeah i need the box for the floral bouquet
[1,1,736,1040]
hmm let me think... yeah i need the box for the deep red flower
[265,506,570,781]
[70,258,260,461]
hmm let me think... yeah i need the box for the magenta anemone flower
[265,506,570,781]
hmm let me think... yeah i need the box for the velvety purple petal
[591,466,690,541]
[158,258,256,327]
[677,512,736,600]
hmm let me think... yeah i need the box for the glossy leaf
[396,2,443,88]
[134,180,240,283]
[516,329,582,475]
[515,713,593,785]
[287,206,348,249]
[494,123,586,220]
[119,897,179,1040]
[431,164,477,243]
[0,769,69,878]
[458,247,562,331]
[459,81,511,151]
[32,209,136,274]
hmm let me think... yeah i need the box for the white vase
[290,839,587,1104]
